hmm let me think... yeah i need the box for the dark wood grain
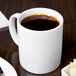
[0,0,76,76]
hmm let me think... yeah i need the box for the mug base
[20,61,61,74]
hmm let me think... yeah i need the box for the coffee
[21,14,60,31]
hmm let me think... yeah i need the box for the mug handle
[9,13,20,46]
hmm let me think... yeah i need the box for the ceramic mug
[9,8,63,74]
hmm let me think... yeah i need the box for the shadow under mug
[9,8,63,74]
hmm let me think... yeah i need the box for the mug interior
[19,8,63,31]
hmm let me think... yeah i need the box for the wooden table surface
[0,0,76,76]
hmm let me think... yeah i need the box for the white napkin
[0,57,17,76]
[0,11,8,28]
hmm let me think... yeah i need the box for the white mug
[9,8,63,74]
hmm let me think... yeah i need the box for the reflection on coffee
[21,14,60,31]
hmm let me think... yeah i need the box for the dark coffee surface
[21,15,60,31]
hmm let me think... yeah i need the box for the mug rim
[18,7,64,32]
